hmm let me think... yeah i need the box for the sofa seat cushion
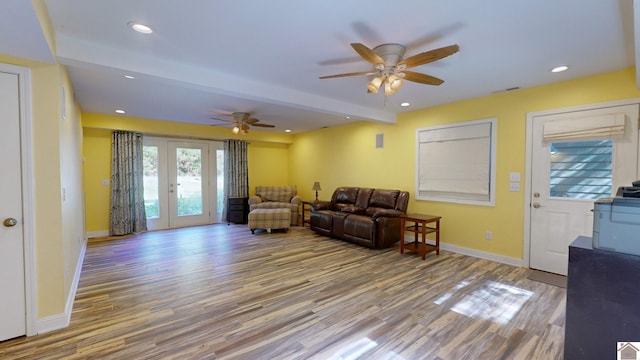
[344,214,375,240]
[335,204,364,213]
[310,210,333,230]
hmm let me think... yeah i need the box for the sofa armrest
[290,195,302,206]
[311,200,331,211]
[371,209,405,220]
[248,196,262,205]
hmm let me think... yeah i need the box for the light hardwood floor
[0,225,565,359]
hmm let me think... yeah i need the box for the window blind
[416,120,495,204]
[542,113,625,141]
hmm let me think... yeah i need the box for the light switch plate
[509,182,520,192]
[509,172,521,182]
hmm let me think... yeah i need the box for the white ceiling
[1,0,637,134]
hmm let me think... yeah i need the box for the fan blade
[319,70,376,79]
[403,71,445,85]
[351,43,385,66]
[251,123,275,128]
[210,117,233,123]
[398,44,459,69]
[245,118,259,124]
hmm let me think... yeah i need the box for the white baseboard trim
[87,230,109,238]
[36,238,87,334]
[405,235,524,267]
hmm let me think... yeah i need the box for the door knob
[532,202,541,208]
[3,218,18,227]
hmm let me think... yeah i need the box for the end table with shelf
[227,197,249,224]
[400,214,441,260]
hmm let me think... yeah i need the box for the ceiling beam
[55,34,397,124]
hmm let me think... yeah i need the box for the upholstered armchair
[248,186,302,225]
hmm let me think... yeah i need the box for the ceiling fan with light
[319,43,459,96]
[210,112,275,134]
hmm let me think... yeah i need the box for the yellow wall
[30,64,66,317]
[1,52,86,319]
[290,67,640,260]
[83,128,113,233]
[82,114,292,233]
[58,66,86,298]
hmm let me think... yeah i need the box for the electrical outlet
[486,231,492,240]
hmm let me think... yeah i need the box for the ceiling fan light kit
[320,42,459,96]
[212,112,274,134]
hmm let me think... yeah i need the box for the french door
[529,103,639,275]
[143,138,223,230]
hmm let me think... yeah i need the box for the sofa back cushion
[332,187,359,205]
[395,191,410,212]
[355,188,374,209]
[256,186,297,203]
[369,189,400,209]
[365,189,400,216]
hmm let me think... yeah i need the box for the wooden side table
[301,200,314,227]
[400,214,441,260]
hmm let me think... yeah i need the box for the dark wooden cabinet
[565,236,640,360]
[227,197,249,224]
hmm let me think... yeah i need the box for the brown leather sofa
[310,187,409,249]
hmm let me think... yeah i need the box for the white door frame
[523,98,640,269]
[144,137,221,230]
[1,63,37,336]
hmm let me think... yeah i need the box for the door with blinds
[529,104,639,275]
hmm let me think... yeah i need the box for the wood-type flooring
[0,225,565,359]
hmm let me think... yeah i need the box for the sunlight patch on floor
[450,281,533,324]
[327,337,378,360]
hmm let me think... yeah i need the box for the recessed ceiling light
[551,65,568,73]
[115,109,126,114]
[345,116,351,119]
[124,75,135,79]
[285,129,292,133]
[400,102,410,107]
[128,22,153,34]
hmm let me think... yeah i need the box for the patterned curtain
[110,131,148,235]
[222,139,249,222]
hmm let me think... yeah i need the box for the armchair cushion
[250,186,301,226]
[256,186,297,203]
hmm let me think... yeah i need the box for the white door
[143,138,221,230]
[168,142,211,228]
[0,70,26,340]
[530,104,639,275]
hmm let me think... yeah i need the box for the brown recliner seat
[310,187,409,249]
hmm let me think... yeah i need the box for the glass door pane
[549,140,613,199]
[168,141,210,228]
[216,149,224,217]
[176,147,203,216]
[143,145,160,219]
